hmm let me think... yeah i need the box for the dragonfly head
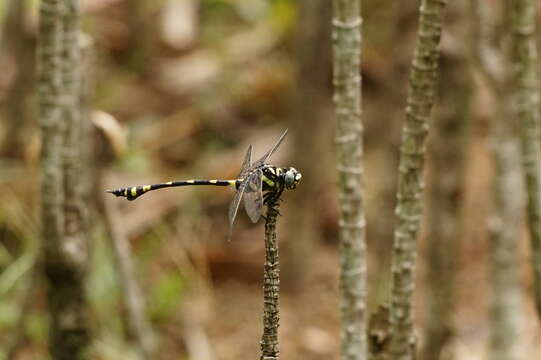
[283,167,302,190]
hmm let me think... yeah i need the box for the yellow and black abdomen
[107,179,239,201]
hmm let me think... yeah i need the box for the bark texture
[260,203,281,360]
[388,1,447,359]
[332,0,367,359]
[39,0,90,358]
[510,0,541,319]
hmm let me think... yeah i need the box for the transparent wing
[237,144,253,179]
[227,145,253,240]
[242,170,263,223]
[228,179,248,228]
[252,129,288,168]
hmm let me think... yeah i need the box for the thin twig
[100,193,156,359]
[260,201,281,360]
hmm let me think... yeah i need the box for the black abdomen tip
[106,188,134,200]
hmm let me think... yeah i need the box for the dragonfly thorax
[260,166,302,191]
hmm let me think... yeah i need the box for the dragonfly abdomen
[107,179,239,201]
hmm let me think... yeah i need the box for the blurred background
[1,0,541,359]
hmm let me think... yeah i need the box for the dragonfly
[106,129,302,234]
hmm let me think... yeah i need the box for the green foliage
[0,301,18,329]
[269,0,295,31]
[200,0,294,42]
[26,311,47,344]
[147,271,185,323]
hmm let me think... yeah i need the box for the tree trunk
[332,0,367,359]
[388,1,447,359]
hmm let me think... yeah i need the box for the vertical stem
[102,194,156,359]
[260,203,280,360]
[61,0,87,268]
[489,130,524,360]
[332,0,367,358]
[389,1,447,359]
[421,52,471,360]
[510,0,541,320]
[39,0,90,358]
[39,0,67,355]
[39,0,64,258]
[469,1,525,359]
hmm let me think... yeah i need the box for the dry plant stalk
[260,203,281,360]
[332,0,367,359]
[489,133,524,360]
[102,195,156,359]
[39,0,90,358]
[388,1,447,359]
[470,1,525,359]
[510,0,541,319]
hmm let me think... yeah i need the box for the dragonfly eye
[284,167,301,189]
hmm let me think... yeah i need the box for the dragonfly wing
[252,129,288,168]
[243,170,263,223]
[227,145,252,240]
[237,144,253,179]
[228,179,248,228]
